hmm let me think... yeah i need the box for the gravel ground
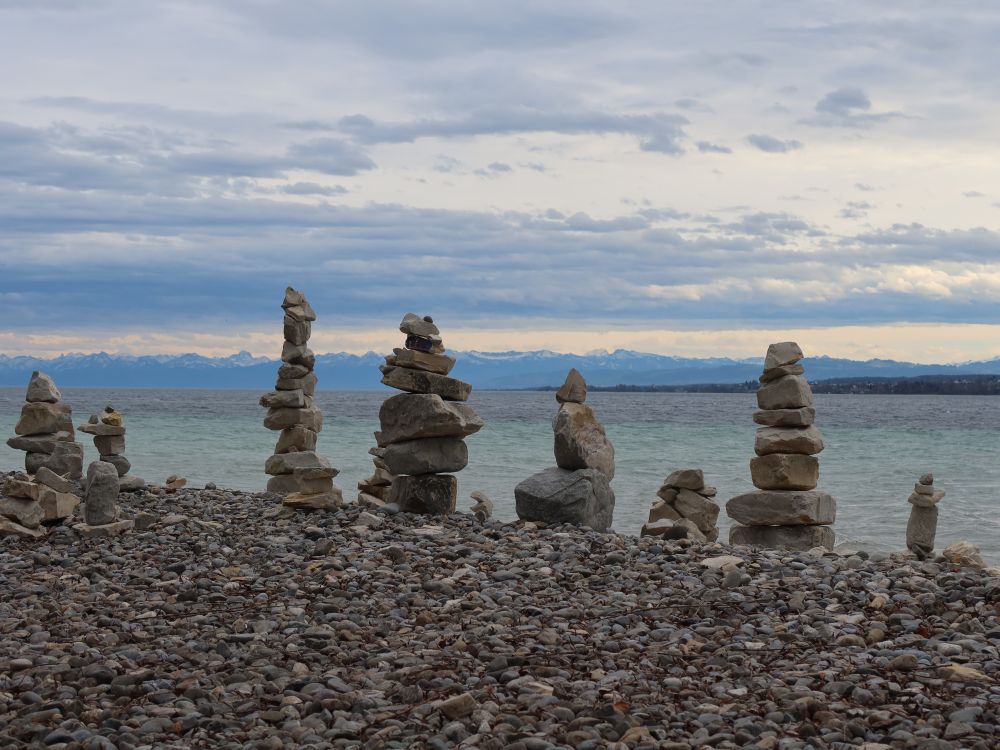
[1,484,998,749]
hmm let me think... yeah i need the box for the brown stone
[753,407,816,428]
[756,375,813,410]
[750,453,819,490]
[555,368,587,404]
[552,403,615,478]
[754,425,824,456]
[388,474,458,515]
[729,523,834,551]
[726,490,836,525]
[380,366,471,402]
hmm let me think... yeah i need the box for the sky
[2,0,1000,363]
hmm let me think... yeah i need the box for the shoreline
[1,485,997,748]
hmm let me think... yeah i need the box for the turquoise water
[1,388,998,562]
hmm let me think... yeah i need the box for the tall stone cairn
[377,313,483,514]
[79,406,145,492]
[641,469,720,542]
[906,473,943,559]
[259,287,343,510]
[726,342,837,551]
[7,371,84,480]
[514,369,616,531]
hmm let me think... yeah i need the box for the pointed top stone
[26,371,61,404]
[400,312,440,337]
[919,473,934,486]
[555,368,587,404]
[282,287,316,321]
[764,342,804,371]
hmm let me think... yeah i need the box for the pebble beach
[2,484,998,749]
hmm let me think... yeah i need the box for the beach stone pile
[515,369,616,531]
[907,472,944,559]
[357,446,396,508]
[72,460,132,537]
[0,468,80,539]
[728,342,837,550]
[260,287,343,510]
[642,468,720,541]
[377,313,483,514]
[7,371,83,480]
[79,406,145,492]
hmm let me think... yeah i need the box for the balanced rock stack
[259,287,343,510]
[357,446,396,508]
[906,473,943,559]
[7,371,84,480]
[73,460,133,537]
[727,342,836,550]
[79,406,145,492]
[514,369,616,531]
[377,313,483,514]
[0,468,81,539]
[641,469,719,542]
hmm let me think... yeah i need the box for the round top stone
[919,473,934,485]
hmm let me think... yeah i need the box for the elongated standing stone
[906,473,943,559]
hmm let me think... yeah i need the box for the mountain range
[2,349,1000,390]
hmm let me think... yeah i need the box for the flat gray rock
[750,453,819,490]
[514,467,615,532]
[752,407,816,428]
[378,393,483,446]
[83,460,120,525]
[6,431,75,455]
[99,453,131,477]
[729,523,835,551]
[727,490,836,526]
[78,421,125,437]
[264,451,331,476]
[759,363,805,384]
[380,366,471,402]
[260,389,306,409]
[755,425,825,456]
[662,468,704,490]
[275,371,317,395]
[264,406,323,432]
[756,375,813,411]
[382,437,469,476]
[399,312,440,338]
[34,466,77,494]
[391,348,455,375]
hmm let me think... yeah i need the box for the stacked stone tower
[906,473,944,559]
[642,469,719,542]
[726,342,837,550]
[7,371,83,480]
[79,406,145,491]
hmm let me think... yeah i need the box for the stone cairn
[357,447,396,508]
[514,369,616,531]
[260,287,343,510]
[73,460,132,537]
[726,342,836,551]
[376,313,483,514]
[641,469,720,542]
[7,371,84,480]
[907,473,943,559]
[0,467,80,539]
[79,406,145,492]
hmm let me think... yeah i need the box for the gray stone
[78,421,125,437]
[36,485,80,521]
[380,366,471,402]
[277,362,311,380]
[83,461,119,525]
[676,517,707,542]
[382,437,469,476]
[275,425,318,454]
[391,348,455,375]
[118,475,147,492]
[99,454,131,477]
[73,519,133,538]
[555,368,587,404]
[283,315,311,346]
[0,496,44,529]
[281,287,316,322]
[0,518,47,539]
[759,363,805,384]
[377,394,484,446]
[275,370,318,396]
[388,474,458,515]
[750,453,819,490]
[34,466,77,494]
[26,371,61,403]
[94,434,126,455]
[399,312,440,338]
[673,488,720,534]
[552,403,615,478]
[15,402,72,436]
[754,425,825,456]
[662,468,704,490]
[281,341,314,368]
[264,405,323,432]
[763,341,804,371]
[470,490,493,522]
[908,490,944,507]
[264,451,331,476]
[906,504,938,556]
[260,389,306,409]
[647,498,681,522]
[6,431,75,454]
[284,486,344,510]
[727,490,837,525]
[752,407,816,428]
[756,375,813,410]
[729,523,835,551]
[919,472,934,485]
[27,441,83,480]
[514,467,615,531]
[4,476,37,499]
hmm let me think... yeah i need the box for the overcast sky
[2,1,1000,362]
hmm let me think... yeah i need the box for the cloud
[963,190,985,198]
[805,87,903,127]
[696,141,732,154]
[473,161,513,178]
[840,200,876,219]
[746,134,803,153]
[280,182,348,196]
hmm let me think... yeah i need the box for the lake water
[1,388,998,562]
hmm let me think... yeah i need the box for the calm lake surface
[2,388,998,562]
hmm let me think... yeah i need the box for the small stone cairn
[260,287,343,510]
[0,467,81,539]
[357,446,396,508]
[7,371,84,480]
[726,342,836,550]
[376,313,483,514]
[73,460,132,537]
[907,473,943,559]
[79,406,145,492]
[514,369,616,531]
[641,469,720,542]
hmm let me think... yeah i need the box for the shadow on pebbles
[1,486,998,749]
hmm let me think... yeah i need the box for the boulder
[906,504,938,557]
[399,312,440,338]
[15,402,72,436]
[763,342,804,371]
[382,437,469,476]
[726,490,836,526]
[7,431,75,454]
[754,425,825,456]
[759,363,805,384]
[555,368,587,404]
[514,467,614,531]
[260,389,306,409]
[283,316,311,346]
[673,488,720,533]
[27,442,83,480]
[275,425,317,454]
[99,454,131,477]
[552,403,615,478]
[756,375,813,410]
[750,453,819,490]
[389,474,458,515]
[94,434,126,456]
[37,485,80,522]
[264,451,331,476]
[264,406,323,432]
[752,407,816,428]
[377,394,484,446]
[729,523,835,551]
[380,366,471,402]
[662,468,704,490]
[26,371,61,403]
[0,497,44,529]
[391,348,455,375]
[83,461,119,525]
[0,517,47,539]
[34,466,77,494]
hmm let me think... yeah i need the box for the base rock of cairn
[377,314,483,514]
[727,342,836,551]
[515,369,615,531]
[79,406,145,491]
[259,287,342,510]
[907,473,944,559]
[641,469,720,542]
[0,466,81,539]
[73,460,133,537]
[7,371,84,480]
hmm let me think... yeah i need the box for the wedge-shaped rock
[555,368,587,404]
[673,488,720,534]
[35,466,77,494]
[389,474,458,515]
[83,461,119,525]
[0,497,44,528]
[514,467,615,531]
[37,485,80,522]
[729,523,834,551]
[260,389,306,409]
[759,364,805,384]
[276,371,317,395]
[26,371,61,403]
[399,312,440,338]
[391,348,455,375]
[264,451,330,476]
[264,405,323,432]
[763,342,804,371]
[727,489,836,526]
[275,425,317,454]
[7,431,75,454]
[662,468,704,490]
[0,517,47,539]
[15,402,72,436]
[756,375,812,411]
[378,394,484,446]
[751,454,818,490]
[283,316,311,346]
[4,476,38,500]
[79,421,125,437]
[281,287,316,321]
[755,425,824,456]
[382,437,469,476]
[74,519,133,538]
[284,487,343,510]
[278,362,311,380]
[381,366,471,402]
[552,403,615,478]
[648,498,681,523]
[753,407,815,428]
[27,442,83,480]
[641,518,687,538]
